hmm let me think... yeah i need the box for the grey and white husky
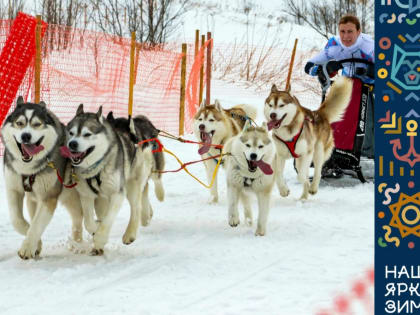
[223,121,277,236]
[62,105,155,255]
[1,97,83,259]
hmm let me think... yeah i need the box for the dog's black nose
[199,124,205,131]
[68,141,78,151]
[270,112,277,120]
[21,133,31,143]
[250,153,257,161]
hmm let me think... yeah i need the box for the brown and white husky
[264,76,353,199]
[193,99,257,203]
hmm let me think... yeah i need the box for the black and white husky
[223,121,277,236]
[1,97,83,259]
[62,105,155,255]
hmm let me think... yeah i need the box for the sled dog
[193,99,257,203]
[1,97,83,259]
[62,105,154,254]
[264,76,353,199]
[106,111,165,203]
[223,121,276,236]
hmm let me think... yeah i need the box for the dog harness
[22,174,36,192]
[243,177,255,187]
[273,118,313,159]
[86,173,102,195]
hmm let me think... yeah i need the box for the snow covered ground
[0,1,374,314]
[0,79,374,315]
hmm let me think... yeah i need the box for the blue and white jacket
[305,33,375,84]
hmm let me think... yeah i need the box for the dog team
[1,76,352,259]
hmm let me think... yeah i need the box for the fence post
[128,31,136,116]
[205,32,212,105]
[194,29,199,106]
[199,34,205,105]
[179,43,187,136]
[285,38,298,92]
[34,15,42,103]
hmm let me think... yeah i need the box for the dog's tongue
[255,159,273,175]
[198,132,212,155]
[60,146,84,159]
[21,143,44,156]
[267,120,280,131]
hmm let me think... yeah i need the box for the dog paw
[122,233,136,245]
[299,193,309,200]
[279,185,290,197]
[209,196,218,204]
[90,248,104,256]
[245,216,253,226]
[141,212,151,227]
[255,228,266,236]
[309,185,318,195]
[18,240,40,260]
[229,216,240,227]
[84,220,98,235]
[67,238,90,254]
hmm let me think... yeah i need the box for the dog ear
[76,104,84,116]
[199,98,206,109]
[16,96,24,106]
[39,101,46,108]
[106,111,114,123]
[96,106,103,123]
[271,84,278,93]
[128,115,136,135]
[214,99,221,111]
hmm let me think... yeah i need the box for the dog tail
[317,76,353,123]
[233,104,257,121]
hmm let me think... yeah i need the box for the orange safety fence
[0,14,321,156]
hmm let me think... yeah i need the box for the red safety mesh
[0,13,46,128]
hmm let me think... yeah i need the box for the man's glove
[326,60,343,75]
[316,66,328,86]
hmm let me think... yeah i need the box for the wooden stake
[179,43,187,136]
[194,29,199,57]
[128,31,136,116]
[206,32,212,105]
[285,38,298,92]
[199,34,205,105]
[34,15,42,103]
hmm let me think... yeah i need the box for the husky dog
[264,76,353,199]
[106,111,165,203]
[62,105,154,254]
[1,97,83,259]
[223,121,276,236]
[193,99,257,203]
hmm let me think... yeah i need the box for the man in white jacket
[304,15,375,177]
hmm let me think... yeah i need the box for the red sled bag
[330,78,373,182]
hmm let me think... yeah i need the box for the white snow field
[0,79,374,315]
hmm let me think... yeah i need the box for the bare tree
[37,0,91,50]
[284,0,374,39]
[0,0,26,20]
[89,0,190,46]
